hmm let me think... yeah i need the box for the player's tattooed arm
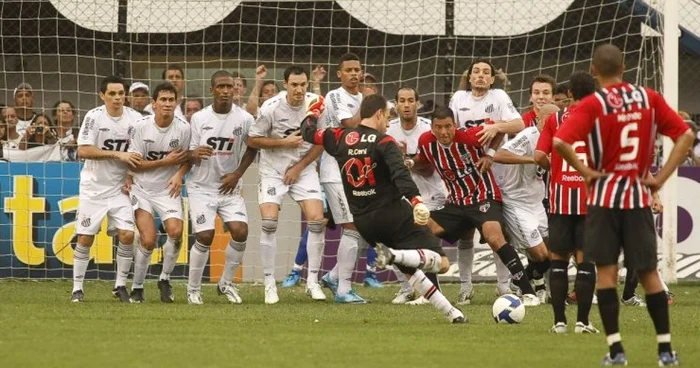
[131,149,189,172]
[77,145,142,167]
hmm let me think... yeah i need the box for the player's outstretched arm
[494,149,535,165]
[533,151,550,169]
[130,149,189,172]
[246,65,267,116]
[553,138,604,186]
[77,144,142,167]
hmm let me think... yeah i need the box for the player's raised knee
[261,217,278,235]
[439,256,450,274]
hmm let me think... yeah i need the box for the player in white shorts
[316,52,371,303]
[184,70,258,305]
[70,76,144,303]
[247,65,326,304]
[493,104,559,303]
[449,59,525,296]
[125,82,191,303]
[386,86,449,305]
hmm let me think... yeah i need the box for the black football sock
[645,291,672,354]
[622,270,639,300]
[597,288,624,357]
[496,244,535,295]
[549,260,569,324]
[574,262,596,325]
[425,272,441,292]
[532,259,551,291]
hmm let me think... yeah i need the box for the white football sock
[187,241,210,292]
[292,263,303,271]
[220,239,246,287]
[458,246,474,293]
[337,230,359,295]
[72,244,91,292]
[410,270,459,317]
[494,252,512,294]
[306,222,325,285]
[392,249,442,273]
[115,242,133,288]
[132,244,152,290]
[393,266,412,291]
[260,231,277,286]
[329,264,339,282]
[159,236,181,281]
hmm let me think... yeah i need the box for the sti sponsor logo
[101,139,129,151]
[206,137,235,151]
[146,151,171,160]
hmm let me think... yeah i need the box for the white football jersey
[319,87,362,183]
[497,126,544,203]
[387,117,447,205]
[144,103,185,120]
[77,105,143,199]
[128,114,191,195]
[249,92,318,178]
[187,105,254,194]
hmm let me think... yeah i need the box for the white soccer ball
[492,294,526,324]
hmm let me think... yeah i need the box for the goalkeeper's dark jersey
[301,116,420,216]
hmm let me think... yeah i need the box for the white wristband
[485,148,496,157]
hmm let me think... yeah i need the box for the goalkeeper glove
[305,95,325,120]
[410,196,430,226]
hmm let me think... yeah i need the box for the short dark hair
[259,81,279,97]
[395,86,419,102]
[568,72,596,101]
[529,74,556,95]
[100,75,126,94]
[338,52,361,69]
[152,82,179,101]
[592,44,624,78]
[162,64,185,80]
[284,65,308,82]
[359,94,387,120]
[554,83,569,95]
[210,70,233,87]
[52,100,75,118]
[231,71,247,87]
[431,106,456,123]
[183,96,204,109]
[466,59,496,90]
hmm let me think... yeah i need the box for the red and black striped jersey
[416,127,502,206]
[522,109,537,128]
[555,83,689,209]
[536,107,587,215]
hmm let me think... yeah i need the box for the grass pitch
[1,281,699,368]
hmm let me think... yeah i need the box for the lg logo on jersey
[101,139,129,151]
[345,132,377,146]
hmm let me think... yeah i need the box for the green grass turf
[1,281,699,368]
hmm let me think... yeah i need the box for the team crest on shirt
[479,202,490,213]
[127,125,135,137]
[267,187,276,196]
[131,195,138,205]
[347,103,355,109]
[345,131,360,146]
[196,214,206,224]
[530,229,539,239]
[232,127,243,136]
[80,216,91,228]
[485,104,494,113]
[606,93,624,109]
[443,169,456,182]
[169,138,180,148]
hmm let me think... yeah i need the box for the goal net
[3,0,694,283]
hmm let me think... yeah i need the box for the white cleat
[392,288,417,304]
[406,296,430,305]
[536,289,549,304]
[187,291,204,305]
[592,294,598,305]
[373,242,395,269]
[574,321,600,334]
[306,282,327,301]
[522,293,541,306]
[218,283,243,304]
[550,322,567,334]
[456,289,475,306]
[264,283,279,305]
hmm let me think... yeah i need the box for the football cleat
[321,273,338,296]
[658,351,680,366]
[217,283,243,304]
[373,243,395,269]
[157,279,174,303]
[363,271,382,288]
[129,288,145,303]
[265,283,279,305]
[306,283,327,301]
[550,322,567,334]
[334,290,368,304]
[406,296,430,305]
[536,289,549,304]
[391,288,417,304]
[281,269,302,288]
[522,293,541,307]
[456,288,475,306]
[187,290,204,305]
[448,308,467,324]
[71,290,84,303]
[601,353,628,366]
[621,294,647,307]
[112,286,130,303]
[574,321,600,334]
